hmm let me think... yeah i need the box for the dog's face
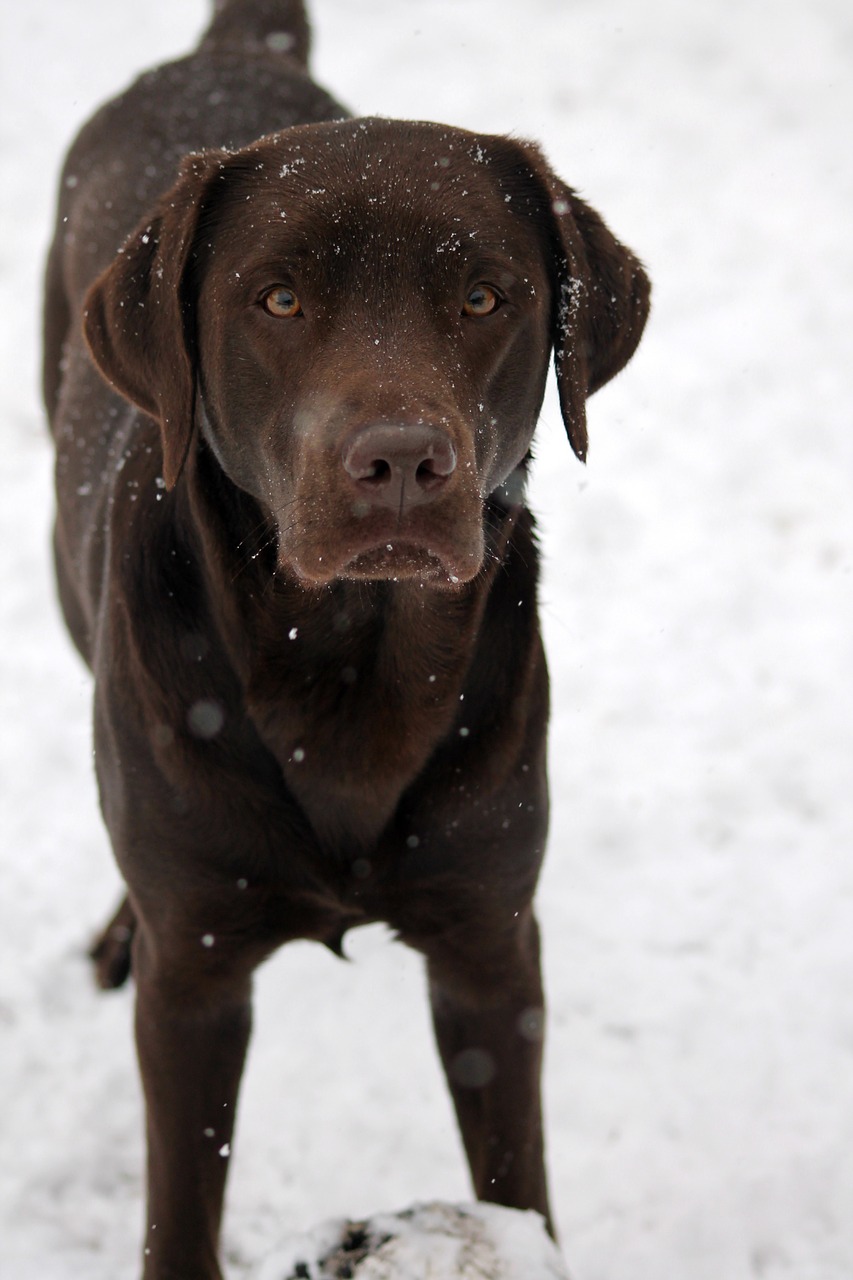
[85,119,649,586]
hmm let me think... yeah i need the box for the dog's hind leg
[89,894,136,990]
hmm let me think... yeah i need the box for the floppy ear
[83,151,227,488]
[553,181,650,462]
[512,146,651,462]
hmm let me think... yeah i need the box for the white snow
[254,1201,568,1279]
[1,1,852,1278]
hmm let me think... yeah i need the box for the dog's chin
[285,539,483,589]
[343,543,474,587]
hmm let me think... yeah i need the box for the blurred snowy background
[1,1,851,1276]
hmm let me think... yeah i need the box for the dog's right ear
[83,151,227,489]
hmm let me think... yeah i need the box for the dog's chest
[247,666,466,852]
[235,586,480,851]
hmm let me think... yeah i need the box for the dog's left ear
[510,144,651,462]
[83,150,228,488]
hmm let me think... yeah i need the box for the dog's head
[84,119,649,586]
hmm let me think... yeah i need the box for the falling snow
[1,1,852,1279]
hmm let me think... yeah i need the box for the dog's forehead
[215,118,546,254]
[260,117,519,189]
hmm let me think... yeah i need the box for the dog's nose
[342,423,457,511]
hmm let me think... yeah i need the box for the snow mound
[254,1201,570,1279]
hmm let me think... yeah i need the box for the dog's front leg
[133,926,253,1280]
[425,908,553,1235]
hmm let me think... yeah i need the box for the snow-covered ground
[253,1201,569,1279]
[1,1,851,1277]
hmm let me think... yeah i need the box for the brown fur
[44,1,649,1274]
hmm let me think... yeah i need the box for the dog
[44,0,649,1274]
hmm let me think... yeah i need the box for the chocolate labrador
[44,0,649,1274]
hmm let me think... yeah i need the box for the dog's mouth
[283,528,484,589]
[276,482,487,588]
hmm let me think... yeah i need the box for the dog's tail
[199,0,312,67]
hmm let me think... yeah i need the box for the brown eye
[262,286,303,318]
[462,284,500,317]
